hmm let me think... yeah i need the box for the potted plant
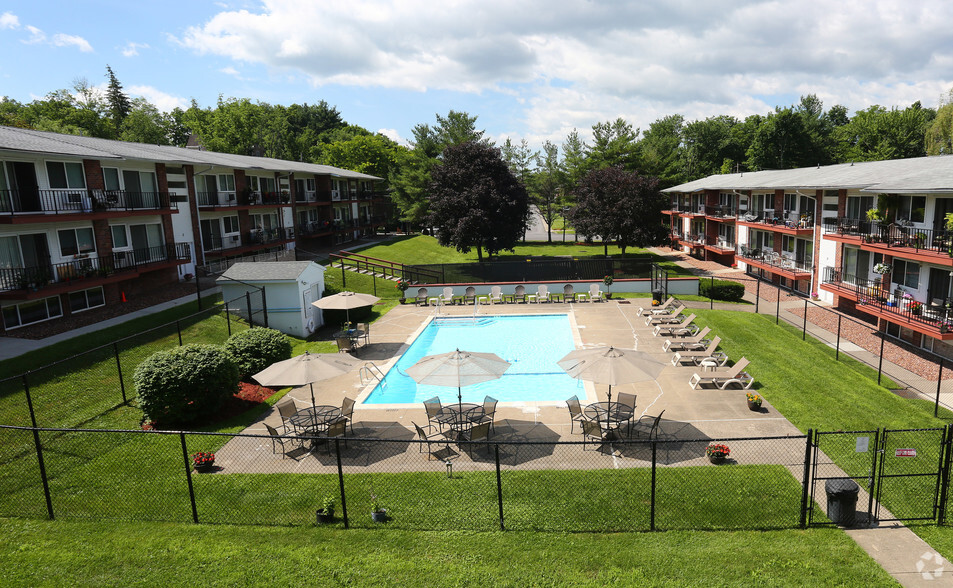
[940,321,953,334]
[873,263,891,276]
[603,275,613,299]
[316,493,335,524]
[396,279,409,302]
[192,451,216,473]
[746,392,762,411]
[706,443,730,465]
[909,301,923,316]
[370,492,387,522]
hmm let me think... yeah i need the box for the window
[223,216,240,234]
[784,193,797,213]
[46,161,86,189]
[306,178,316,192]
[218,174,236,192]
[897,195,926,223]
[846,196,874,220]
[781,235,795,254]
[69,286,105,313]
[58,228,95,257]
[2,296,62,329]
[110,225,129,249]
[103,168,121,191]
[892,259,920,289]
[248,176,259,192]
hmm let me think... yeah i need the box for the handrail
[359,362,387,387]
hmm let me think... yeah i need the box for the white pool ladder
[360,361,386,387]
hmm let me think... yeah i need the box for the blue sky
[2,1,952,151]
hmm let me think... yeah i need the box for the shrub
[699,278,745,302]
[223,328,291,380]
[134,344,239,425]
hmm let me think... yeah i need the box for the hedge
[699,278,746,302]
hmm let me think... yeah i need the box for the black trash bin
[825,478,859,526]
[652,289,664,304]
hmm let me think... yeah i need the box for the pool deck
[218,299,802,474]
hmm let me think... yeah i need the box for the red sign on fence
[895,448,917,457]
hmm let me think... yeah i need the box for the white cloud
[128,85,188,112]
[121,42,149,57]
[23,25,45,44]
[0,12,19,29]
[377,128,408,146]
[177,0,953,139]
[52,33,93,53]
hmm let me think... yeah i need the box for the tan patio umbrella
[405,348,511,411]
[557,346,665,404]
[252,351,360,407]
[311,291,380,325]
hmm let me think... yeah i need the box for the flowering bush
[706,443,730,458]
[603,275,614,287]
[908,301,923,314]
[902,292,913,300]
[396,279,409,292]
[192,451,215,469]
[873,262,891,275]
[746,392,762,407]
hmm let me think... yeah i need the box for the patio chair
[463,422,492,457]
[512,284,527,303]
[464,286,477,304]
[423,396,444,432]
[562,284,576,302]
[616,392,637,436]
[414,287,429,306]
[489,285,504,304]
[637,296,675,316]
[412,422,458,461]
[688,357,752,390]
[276,400,300,433]
[529,284,550,303]
[265,423,303,458]
[670,337,723,366]
[335,337,355,354]
[653,313,696,337]
[476,395,498,431]
[662,326,711,352]
[588,283,604,302]
[565,395,587,433]
[339,397,356,432]
[629,410,665,440]
[318,420,348,455]
[439,287,455,305]
[645,306,685,326]
[357,322,370,346]
[581,419,609,451]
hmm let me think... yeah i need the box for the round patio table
[436,403,485,439]
[289,405,341,434]
[585,401,633,430]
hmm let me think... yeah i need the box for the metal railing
[248,227,294,244]
[0,189,171,215]
[0,243,191,292]
[738,246,812,274]
[823,217,953,256]
[822,267,952,330]
[703,204,736,218]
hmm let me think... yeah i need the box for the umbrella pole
[310,383,316,407]
[608,384,612,404]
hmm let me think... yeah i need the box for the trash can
[825,478,859,526]
[652,289,664,304]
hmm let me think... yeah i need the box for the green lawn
[0,519,895,587]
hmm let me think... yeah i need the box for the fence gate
[809,430,879,526]
[874,427,951,523]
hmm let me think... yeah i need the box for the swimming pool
[362,314,585,405]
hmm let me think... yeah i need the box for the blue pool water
[363,314,584,404]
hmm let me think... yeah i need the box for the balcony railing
[298,221,334,236]
[249,227,294,244]
[704,205,736,218]
[0,189,171,215]
[738,209,813,229]
[823,217,953,255]
[0,243,190,292]
[706,237,736,251]
[738,245,812,273]
[822,267,952,330]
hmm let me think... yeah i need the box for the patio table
[332,329,365,345]
[289,405,342,435]
[435,403,485,440]
[585,401,633,439]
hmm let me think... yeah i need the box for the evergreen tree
[105,65,132,130]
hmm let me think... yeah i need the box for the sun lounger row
[688,357,753,390]
[637,296,680,316]
[414,284,605,305]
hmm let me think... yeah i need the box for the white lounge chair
[489,285,504,304]
[662,326,711,352]
[529,284,550,303]
[439,287,455,305]
[637,296,675,316]
[688,357,753,390]
[645,306,685,326]
[670,337,723,366]
[653,313,696,337]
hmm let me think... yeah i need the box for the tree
[119,98,169,145]
[533,141,566,243]
[568,166,668,256]
[927,89,953,155]
[587,118,640,170]
[427,141,529,261]
[105,65,132,131]
[681,115,744,179]
[836,103,931,162]
[638,114,684,187]
[746,107,811,170]
[320,133,401,180]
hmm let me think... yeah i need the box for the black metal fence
[407,257,655,285]
[0,288,265,430]
[0,425,813,532]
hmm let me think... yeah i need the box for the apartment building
[663,156,953,356]
[0,127,386,333]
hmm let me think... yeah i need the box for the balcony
[704,237,736,254]
[823,217,953,264]
[737,210,813,235]
[821,267,953,339]
[298,220,335,237]
[737,245,812,279]
[249,227,295,245]
[203,228,293,254]
[0,243,191,297]
[703,205,736,220]
[0,189,173,221]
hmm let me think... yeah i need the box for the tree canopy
[427,141,529,261]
